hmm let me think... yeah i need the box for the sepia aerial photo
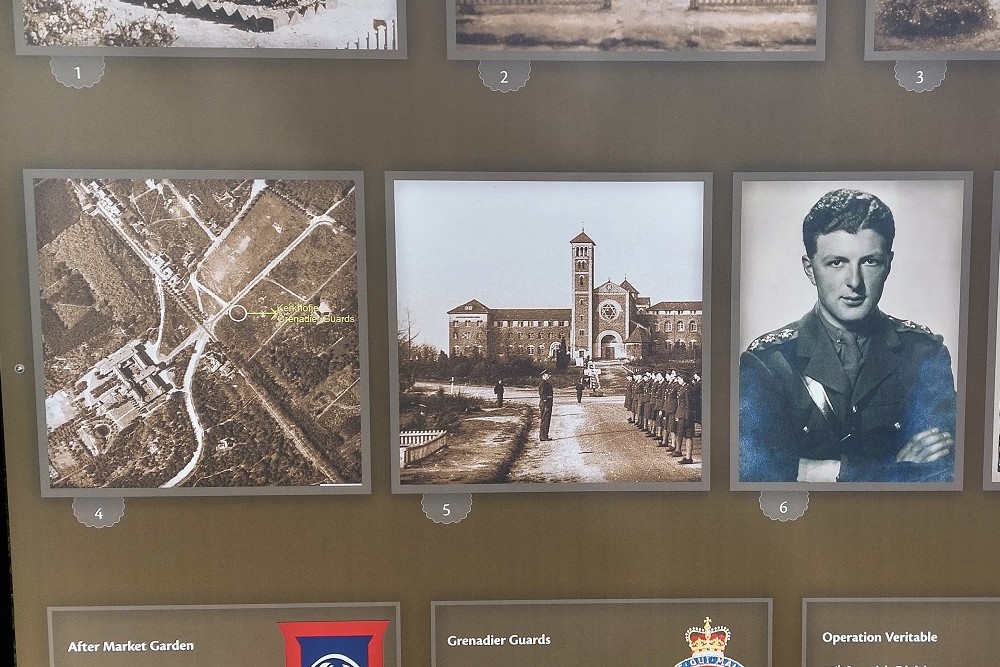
[32,175,364,492]
[871,0,1000,55]
[391,178,707,490]
[19,0,400,51]
[451,0,820,57]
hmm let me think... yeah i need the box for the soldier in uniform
[675,375,695,464]
[538,371,554,441]
[739,188,956,483]
[637,373,650,431]
[660,372,679,450]
[625,374,636,423]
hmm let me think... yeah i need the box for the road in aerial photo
[33,176,363,490]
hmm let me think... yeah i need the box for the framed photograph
[14,0,405,57]
[984,172,1000,490]
[865,0,1000,60]
[446,0,825,61]
[26,170,371,496]
[433,599,771,667]
[387,172,711,493]
[731,173,971,491]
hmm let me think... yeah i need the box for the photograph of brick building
[389,175,709,490]
[447,230,702,364]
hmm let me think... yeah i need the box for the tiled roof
[447,299,491,315]
[648,300,703,312]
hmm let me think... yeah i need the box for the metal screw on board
[14,364,25,374]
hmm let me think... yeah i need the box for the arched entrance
[596,331,624,360]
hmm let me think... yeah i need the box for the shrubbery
[24,0,177,46]
[401,353,547,388]
[399,389,485,432]
[878,0,995,38]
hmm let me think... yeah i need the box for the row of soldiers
[624,370,702,465]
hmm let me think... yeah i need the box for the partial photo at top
[448,0,824,60]
[867,0,1000,59]
[388,174,710,493]
[15,0,404,55]
[733,174,971,491]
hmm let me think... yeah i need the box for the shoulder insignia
[888,315,938,338]
[748,327,798,352]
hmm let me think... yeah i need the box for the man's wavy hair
[802,188,895,258]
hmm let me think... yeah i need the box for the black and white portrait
[734,175,969,489]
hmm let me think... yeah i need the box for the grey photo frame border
[801,597,1000,666]
[12,0,408,58]
[445,0,826,62]
[385,171,713,494]
[431,598,773,667]
[864,0,999,61]
[729,171,972,492]
[983,172,1000,490]
[48,602,402,667]
[23,168,372,497]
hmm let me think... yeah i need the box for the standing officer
[739,188,956,483]
[625,373,636,423]
[538,371,554,441]
[661,372,679,450]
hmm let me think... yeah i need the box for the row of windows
[455,331,565,341]
[451,319,570,328]
[452,344,555,356]
[495,320,569,328]
[646,310,701,316]
[651,340,700,350]
[652,320,699,333]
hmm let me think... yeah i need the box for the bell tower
[570,230,596,361]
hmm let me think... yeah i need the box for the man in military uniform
[538,371,554,441]
[660,371,678,450]
[739,188,956,483]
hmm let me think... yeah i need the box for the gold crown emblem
[685,618,731,656]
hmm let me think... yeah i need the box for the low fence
[346,19,398,50]
[690,0,816,7]
[399,430,448,468]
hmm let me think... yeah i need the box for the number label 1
[74,66,81,80]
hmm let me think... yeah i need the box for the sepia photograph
[732,174,970,490]
[867,0,1000,59]
[15,0,403,54]
[27,171,369,495]
[388,174,710,493]
[448,0,824,61]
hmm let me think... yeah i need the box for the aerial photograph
[452,0,820,57]
[20,0,400,51]
[32,175,364,491]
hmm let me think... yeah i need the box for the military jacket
[738,309,956,483]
